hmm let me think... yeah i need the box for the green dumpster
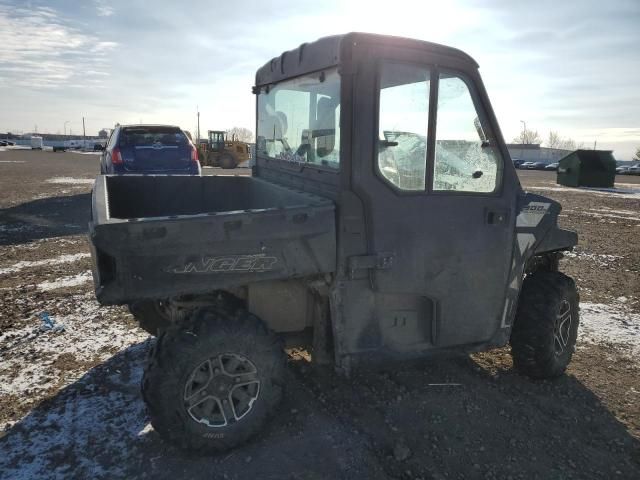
[557,149,616,188]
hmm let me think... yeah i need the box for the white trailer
[30,136,43,150]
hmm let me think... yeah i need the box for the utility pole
[593,140,597,150]
[197,106,200,144]
[64,120,70,137]
[82,117,86,143]
[520,120,527,144]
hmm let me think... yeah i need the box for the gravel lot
[1,149,639,479]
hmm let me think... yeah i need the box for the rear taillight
[191,145,199,164]
[112,147,123,165]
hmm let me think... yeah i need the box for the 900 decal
[168,254,278,274]
[517,202,551,228]
[522,204,548,212]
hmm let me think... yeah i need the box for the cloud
[0,0,637,158]
[92,41,118,53]
[94,1,114,17]
[0,3,116,89]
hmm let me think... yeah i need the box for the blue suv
[100,125,201,175]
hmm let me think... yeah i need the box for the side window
[433,75,501,193]
[256,69,340,169]
[377,63,430,191]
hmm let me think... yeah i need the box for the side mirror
[474,117,488,143]
[472,170,483,179]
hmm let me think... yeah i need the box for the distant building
[98,129,109,138]
[506,144,572,163]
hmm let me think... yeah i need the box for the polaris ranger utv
[89,33,579,452]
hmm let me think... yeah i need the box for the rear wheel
[510,271,579,379]
[142,308,285,452]
[219,153,237,169]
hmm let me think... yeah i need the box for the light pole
[64,120,70,137]
[197,106,200,144]
[520,120,527,144]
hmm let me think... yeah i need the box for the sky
[0,0,638,159]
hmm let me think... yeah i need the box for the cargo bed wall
[90,175,336,304]
[104,175,318,219]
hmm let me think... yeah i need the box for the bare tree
[546,131,578,150]
[227,127,254,143]
[513,127,541,145]
[546,131,562,149]
[635,147,640,162]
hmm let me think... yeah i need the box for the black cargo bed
[89,175,336,304]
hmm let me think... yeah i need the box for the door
[354,60,516,351]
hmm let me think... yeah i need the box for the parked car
[0,141,7,147]
[628,164,640,175]
[520,161,545,170]
[513,159,525,168]
[544,162,559,171]
[616,166,630,175]
[100,125,201,175]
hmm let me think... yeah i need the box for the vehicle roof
[118,124,181,129]
[255,32,479,87]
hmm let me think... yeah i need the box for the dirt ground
[0,149,639,479]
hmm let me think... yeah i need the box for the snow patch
[0,223,38,235]
[589,207,640,217]
[582,211,640,222]
[563,207,640,223]
[37,271,93,291]
[0,341,151,480]
[69,150,101,155]
[45,177,95,185]
[563,250,622,268]
[0,252,90,275]
[0,160,26,163]
[527,185,640,199]
[0,294,148,398]
[579,302,640,355]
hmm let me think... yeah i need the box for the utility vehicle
[89,33,579,452]
[199,130,251,169]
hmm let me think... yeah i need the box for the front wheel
[510,271,579,379]
[219,153,237,169]
[142,308,285,452]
